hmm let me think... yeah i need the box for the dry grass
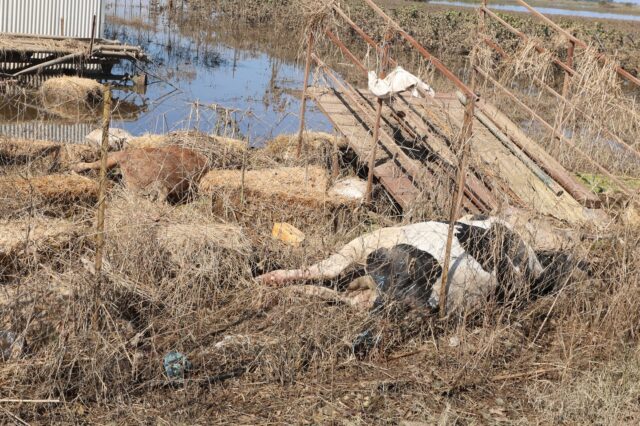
[40,77,104,121]
[0,1,639,423]
[128,131,247,170]
[1,135,637,422]
[0,173,99,217]
[0,136,98,175]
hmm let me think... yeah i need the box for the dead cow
[73,146,209,202]
[257,216,579,314]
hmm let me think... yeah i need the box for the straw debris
[0,174,99,216]
[40,77,103,120]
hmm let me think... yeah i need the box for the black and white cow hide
[257,216,571,314]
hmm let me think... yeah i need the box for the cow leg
[256,227,404,286]
[72,152,122,173]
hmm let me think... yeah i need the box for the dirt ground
[1,0,640,423]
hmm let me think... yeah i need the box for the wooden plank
[312,86,492,213]
[311,89,390,162]
[374,161,420,209]
[381,94,500,212]
[476,99,601,207]
[446,102,588,224]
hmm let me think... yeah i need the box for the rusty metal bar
[475,65,634,198]
[361,0,476,99]
[366,31,392,204]
[482,36,640,163]
[481,6,575,77]
[325,30,367,73]
[296,31,314,157]
[332,5,379,53]
[88,14,97,57]
[514,0,640,88]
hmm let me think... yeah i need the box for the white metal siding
[0,0,104,38]
[0,122,96,144]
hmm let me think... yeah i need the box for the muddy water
[104,0,331,145]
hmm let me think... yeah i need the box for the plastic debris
[163,351,192,380]
[272,222,305,247]
[368,66,435,99]
[328,177,367,200]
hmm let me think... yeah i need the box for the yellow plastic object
[272,223,305,247]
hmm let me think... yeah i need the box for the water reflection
[429,1,640,22]
[105,0,331,145]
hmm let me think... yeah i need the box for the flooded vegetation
[0,0,639,424]
[105,0,332,143]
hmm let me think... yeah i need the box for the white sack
[367,66,436,99]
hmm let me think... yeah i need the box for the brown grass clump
[0,218,85,281]
[201,166,330,206]
[0,174,99,217]
[0,136,98,175]
[128,130,247,169]
[261,132,344,167]
[40,77,103,120]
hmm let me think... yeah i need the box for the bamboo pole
[365,31,392,204]
[296,31,314,158]
[95,86,112,275]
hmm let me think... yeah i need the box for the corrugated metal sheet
[0,0,104,38]
[0,122,96,144]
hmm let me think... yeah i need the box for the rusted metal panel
[0,0,104,38]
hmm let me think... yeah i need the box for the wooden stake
[365,31,392,204]
[439,74,476,317]
[95,85,112,276]
[562,40,575,99]
[88,14,97,57]
[296,31,314,157]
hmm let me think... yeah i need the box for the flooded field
[105,1,331,144]
[430,0,640,21]
[0,0,332,145]
[1,0,640,424]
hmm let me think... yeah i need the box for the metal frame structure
[295,0,639,313]
[479,0,639,197]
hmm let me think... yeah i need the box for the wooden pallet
[308,86,592,224]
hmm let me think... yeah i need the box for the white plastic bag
[367,66,436,99]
